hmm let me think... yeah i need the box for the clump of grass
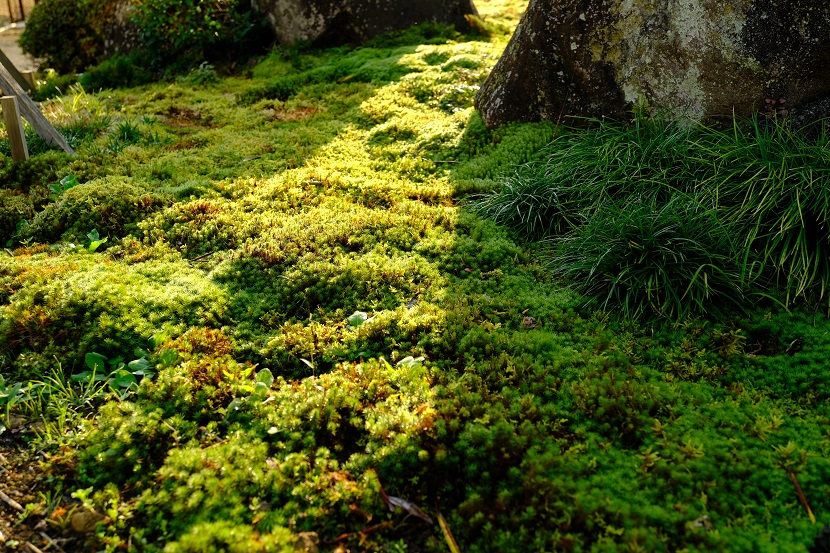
[469,117,701,239]
[467,163,582,240]
[472,116,830,315]
[548,193,747,319]
[694,118,830,302]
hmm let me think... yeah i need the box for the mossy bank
[1,1,829,551]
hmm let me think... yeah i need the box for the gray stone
[102,0,140,57]
[252,0,480,45]
[475,0,830,127]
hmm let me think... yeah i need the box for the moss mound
[25,177,170,243]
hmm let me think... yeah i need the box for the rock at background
[475,0,830,127]
[253,0,479,45]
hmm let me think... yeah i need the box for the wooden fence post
[1,95,29,161]
[20,71,35,89]
[0,47,33,93]
[0,62,73,154]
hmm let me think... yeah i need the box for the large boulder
[475,0,830,127]
[252,0,479,45]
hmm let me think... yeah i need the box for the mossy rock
[25,177,170,243]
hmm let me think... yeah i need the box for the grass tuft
[471,115,830,314]
[547,193,747,319]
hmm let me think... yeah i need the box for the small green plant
[106,120,143,153]
[4,219,31,247]
[49,173,80,199]
[178,62,219,86]
[86,229,108,252]
[29,365,109,441]
[548,193,748,319]
[224,368,274,415]
[0,375,32,433]
[71,352,155,399]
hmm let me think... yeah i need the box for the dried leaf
[522,316,538,328]
[386,496,433,524]
[70,510,105,533]
[691,515,711,530]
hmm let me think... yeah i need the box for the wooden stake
[0,63,74,155]
[1,95,29,161]
[0,47,32,93]
[21,71,35,89]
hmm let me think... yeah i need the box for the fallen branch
[188,251,216,262]
[0,489,24,512]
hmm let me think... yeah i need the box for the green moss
[0,252,228,380]
[160,521,295,553]
[0,190,35,244]
[24,176,170,243]
[0,150,72,194]
[1,4,829,552]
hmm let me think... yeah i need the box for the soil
[0,431,77,552]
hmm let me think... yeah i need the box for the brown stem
[323,521,396,544]
[188,251,216,262]
[788,470,816,525]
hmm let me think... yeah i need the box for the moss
[0,252,228,380]
[0,150,72,194]
[1,3,829,551]
[0,190,35,244]
[25,176,170,243]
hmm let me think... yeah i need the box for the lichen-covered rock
[253,0,479,45]
[476,0,830,127]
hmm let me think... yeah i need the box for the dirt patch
[270,106,318,122]
[0,436,78,552]
[158,106,216,129]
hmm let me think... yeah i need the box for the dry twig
[0,489,24,512]
[24,542,45,553]
[39,531,66,553]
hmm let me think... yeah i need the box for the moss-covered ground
[1,2,829,551]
